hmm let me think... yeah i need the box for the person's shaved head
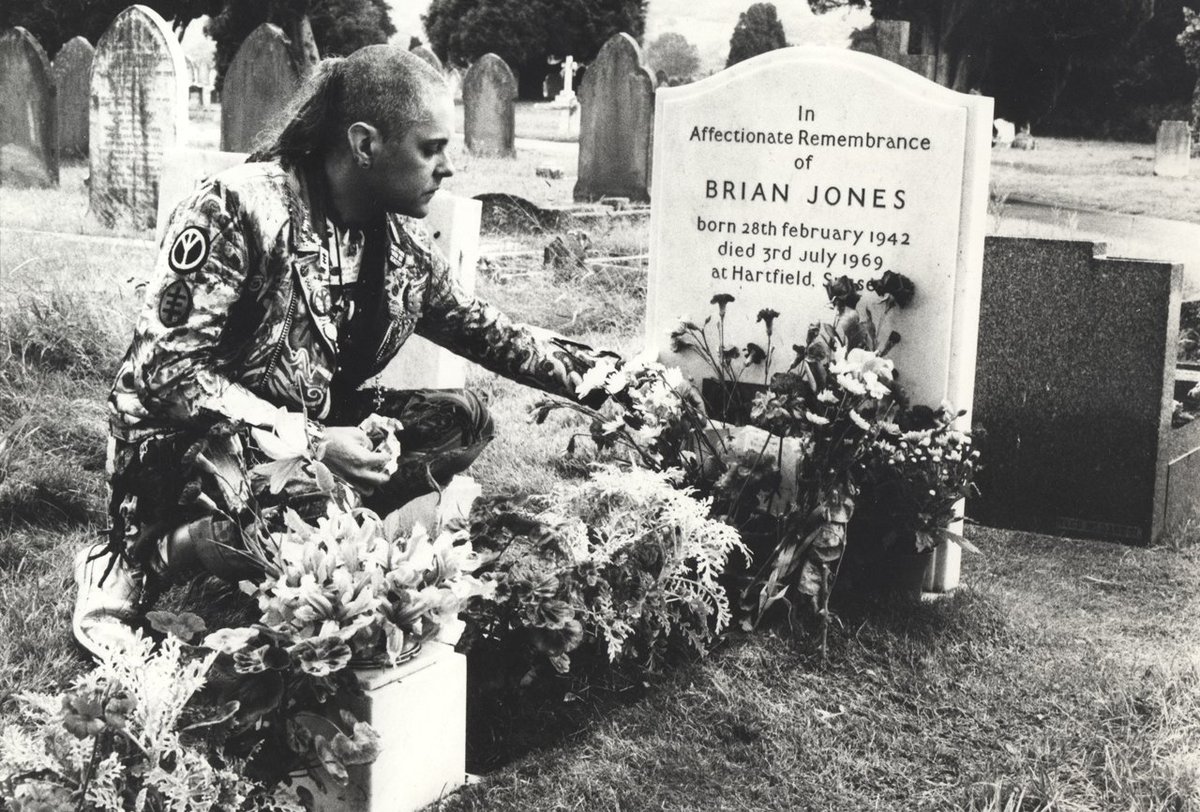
[252,45,449,164]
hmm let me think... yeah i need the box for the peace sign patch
[168,226,210,274]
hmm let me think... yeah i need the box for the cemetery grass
[991,137,1200,223]
[1,233,1199,811]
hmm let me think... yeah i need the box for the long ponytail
[248,57,346,165]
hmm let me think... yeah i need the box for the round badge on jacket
[168,226,210,274]
[158,280,193,327]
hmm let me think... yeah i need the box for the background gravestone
[971,237,1199,545]
[875,20,936,80]
[646,47,992,591]
[1154,120,1190,178]
[574,33,654,203]
[463,53,517,158]
[410,43,443,73]
[53,36,94,158]
[90,5,187,229]
[221,23,301,152]
[0,27,58,187]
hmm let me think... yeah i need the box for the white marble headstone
[647,46,991,414]
[646,47,993,591]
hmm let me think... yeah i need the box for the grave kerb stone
[646,47,993,590]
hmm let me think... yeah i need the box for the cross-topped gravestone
[646,47,992,590]
[0,27,58,187]
[53,36,94,158]
[574,33,654,203]
[221,23,301,152]
[90,5,188,229]
[463,53,517,158]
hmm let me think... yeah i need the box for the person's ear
[346,122,380,169]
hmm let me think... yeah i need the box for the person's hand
[318,426,392,492]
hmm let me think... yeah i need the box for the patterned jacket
[109,160,606,441]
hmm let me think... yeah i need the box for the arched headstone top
[221,23,301,152]
[95,5,188,78]
[578,33,654,104]
[0,26,59,186]
[54,35,95,68]
[410,44,443,73]
[464,53,517,98]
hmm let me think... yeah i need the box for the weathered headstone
[646,47,992,589]
[875,20,936,81]
[463,53,517,158]
[1154,120,1191,178]
[0,27,58,187]
[90,5,188,229]
[53,36,94,158]
[972,237,1200,545]
[410,43,443,73]
[221,23,301,152]
[574,33,654,203]
[992,117,1014,148]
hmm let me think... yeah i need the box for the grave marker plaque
[0,27,58,187]
[221,24,301,152]
[90,5,187,228]
[646,48,992,590]
[53,36,94,158]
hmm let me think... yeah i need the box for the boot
[72,545,144,661]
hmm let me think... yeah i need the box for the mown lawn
[1,143,1199,810]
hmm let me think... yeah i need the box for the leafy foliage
[424,0,647,98]
[465,466,747,682]
[645,32,701,83]
[726,2,788,68]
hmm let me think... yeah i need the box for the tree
[424,0,647,99]
[646,32,701,83]
[726,3,788,68]
[205,0,395,89]
[0,0,394,90]
[808,0,865,13]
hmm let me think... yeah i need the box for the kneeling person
[74,46,614,658]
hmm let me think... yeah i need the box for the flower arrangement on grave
[194,422,496,784]
[0,624,307,811]
[464,465,748,682]
[533,274,980,655]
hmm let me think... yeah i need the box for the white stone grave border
[647,47,993,591]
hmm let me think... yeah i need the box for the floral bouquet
[0,624,307,811]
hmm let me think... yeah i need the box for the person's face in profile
[370,93,456,218]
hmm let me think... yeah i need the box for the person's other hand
[318,426,392,492]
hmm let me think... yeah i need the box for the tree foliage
[0,0,394,90]
[205,0,394,89]
[646,32,701,82]
[424,0,647,98]
[726,2,788,68]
